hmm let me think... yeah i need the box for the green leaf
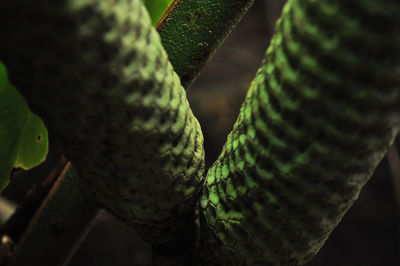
[142,0,173,25]
[0,62,49,192]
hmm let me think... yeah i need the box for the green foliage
[0,62,48,192]
[142,0,173,25]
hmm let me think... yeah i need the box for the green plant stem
[198,0,400,265]
[0,0,204,246]
[7,163,100,266]
[156,0,255,88]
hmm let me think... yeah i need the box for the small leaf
[142,0,174,25]
[0,62,49,192]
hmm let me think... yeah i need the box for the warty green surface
[157,0,255,88]
[199,0,400,265]
[0,0,204,244]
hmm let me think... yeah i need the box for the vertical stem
[7,163,100,266]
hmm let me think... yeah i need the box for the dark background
[3,0,399,265]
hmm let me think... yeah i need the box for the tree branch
[7,163,100,266]
[0,157,67,243]
[157,0,255,88]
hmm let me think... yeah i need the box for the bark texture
[157,0,256,88]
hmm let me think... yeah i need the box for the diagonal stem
[157,0,256,88]
[0,157,67,243]
[6,163,100,266]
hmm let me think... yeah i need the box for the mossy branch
[157,0,255,88]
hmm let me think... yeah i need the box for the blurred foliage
[142,0,173,25]
[0,62,48,192]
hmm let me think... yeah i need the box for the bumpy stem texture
[199,0,400,265]
[157,0,255,88]
[0,0,204,244]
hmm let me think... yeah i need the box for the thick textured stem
[7,163,100,266]
[0,0,204,245]
[156,0,255,88]
[198,0,400,265]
